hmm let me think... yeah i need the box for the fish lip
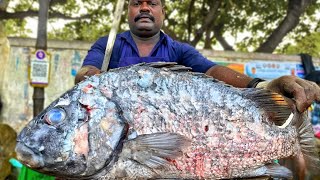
[15,142,44,169]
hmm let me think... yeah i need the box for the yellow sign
[29,49,51,87]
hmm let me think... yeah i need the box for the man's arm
[205,65,253,88]
[205,65,320,112]
[75,65,101,84]
[75,37,109,84]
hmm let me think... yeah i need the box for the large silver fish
[16,62,319,179]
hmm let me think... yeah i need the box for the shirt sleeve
[82,36,108,69]
[178,42,216,73]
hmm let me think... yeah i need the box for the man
[75,0,320,113]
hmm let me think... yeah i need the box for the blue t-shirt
[82,31,216,73]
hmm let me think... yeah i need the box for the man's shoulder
[117,30,131,39]
[93,31,130,47]
[98,31,130,40]
[162,32,177,45]
[161,31,193,49]
[166,38,195,54]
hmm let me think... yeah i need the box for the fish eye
[45,108,66,125]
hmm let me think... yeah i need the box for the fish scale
[15,63,319,179]
[93,65,298,178]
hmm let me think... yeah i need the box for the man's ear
[162,7,165,17]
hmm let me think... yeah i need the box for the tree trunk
[191,0,222,46]
[33,0,49,117]
[187,0,196,42]
[213,24,234,51]
[256,0,313,53]
[0,0,9,11]
[204,29,213,49]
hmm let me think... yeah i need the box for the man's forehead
[128,0,165,6]
[130,0,160,1]
[129,0,162,2]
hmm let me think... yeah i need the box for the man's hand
[75,65,101,84]
[263,75,320,112]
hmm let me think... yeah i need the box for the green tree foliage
[3,19,32,37]
[279,32,320,58]
[1,0,319,53]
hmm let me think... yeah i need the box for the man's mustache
[134,13,155,22]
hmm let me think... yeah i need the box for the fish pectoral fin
[122,132,191,169]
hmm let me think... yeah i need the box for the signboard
[29,49,51,87]
[216,61,245,74]
[245,61,304,80]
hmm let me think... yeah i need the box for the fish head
[16,81,127,178]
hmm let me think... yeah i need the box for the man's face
[128,0,165,38]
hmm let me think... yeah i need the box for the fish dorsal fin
[108,62,192,73]
[244,88,292,126]
[121,132,191,169]
[145,62,230,85]
[164,65,193,72]
[110,62,237,89]
[145,62,193,72]
[144,62,177,68]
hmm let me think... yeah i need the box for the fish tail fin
[246,89,320,176]
[282,112,320,178]
[294,112,320,175]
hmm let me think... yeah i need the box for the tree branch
[187,0,196,42]
[204,28,213,49]
[0,10,91,20]
[0,10,38,19]
[49,0,67,6]
[0,0,9,11]
[213,24,234,51]
[190,0,222,46]
[256,0,313,53]
[161,25,179,40]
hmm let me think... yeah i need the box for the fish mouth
[15,142,44,169]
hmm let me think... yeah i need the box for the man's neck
[130,31,160,45]
[130,31,161,57]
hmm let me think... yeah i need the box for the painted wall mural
[1,46,87,132]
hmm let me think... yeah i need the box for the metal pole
[101,0,126,71]
[33,0,49,117]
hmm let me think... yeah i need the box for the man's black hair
[128,0,165,6]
